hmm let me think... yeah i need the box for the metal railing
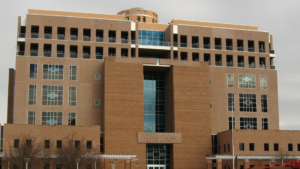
[96,54,103,59]
[121,53,128,57]
[57,34,65,40]
[121,39,128,43]
[238,63,244,67]
[70,53,77,58]
[44,34,52,39]
[248,47,254,52]
[260,64,266,69]
[17,51,25,55]
[19,33,25,38]
[204,44,210,49]
[192,44,199,48]
[139,54,170,59]
[226,46,233,50]
[180,43,187,47]
[259,49,265,53]
[138,40,170,46]
[96,37,103,42]
[270,49,275,54]
[83,36,90,41]
[270,65,276,69]
[57,53,64,57]
[108,53,115,56]
[215,62,222,66]
[204,60,211,65]
[173,42,178,47]
[237,47,244,51]
[70,35,78,41]
[131,40,136,44]
[249,63,255,68]
[30,51,38,56]
[181,57,188,61]
[83,54,90,59]
[193,58,199,61]
[31,33,39,38]
[215,45,222,50]
[174,56,178,60]
[109,37,116,43]
[44,51,51,57]
[227,62,233,67]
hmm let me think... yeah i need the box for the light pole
[75,158,80,169]
[232,102,235,169]
[24,158,30,169]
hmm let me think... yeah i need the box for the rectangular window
[56,164,62,169]
[75,140,80,148]
[238,74,256,88]
[100,132,104,153]
[28,111,35,124]
[29,64,37,79]
[69,65,77,80]
[56,140,62,149]
[228,93,235,111]
[264,143,269,151]
[227,74,234,87]
[274,143,279,151]
[228,144,230,152]
[240,165,244,169]
[228,117,235,129]
[44,140,50,148]
[69,86,77,106]
[239,93,257,112]
[262,118,268,130]
[68,112,76,125]
[298,144,300,151]
[249,143,255,151]
[224,144,226,152]
[239,143,244,151]
[86,141,92,149]
[44,164,50,169]
[240,117,257,129]
[261,94,268,112]
[28,85,37,105]
[57,45,64,57]
[13,139,19,148]
[41,111,63,125]
[260,75,267,89]
[288,143,293,151]
[43,64,64,80]
[42,85,63,106]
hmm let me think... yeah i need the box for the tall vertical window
[249,143,255,151]
[261,94,268,112]
[288,143,293,151]
[228,93,234,111]
[262,118,268,130]
[144,71,166,132]
[239,93,257,112]
[228,117,235,129]
[100,132,104,153]
[28,85,37,105]
[28,111,35,124]
[29,64,37,79]
[41,111,62,125]
[264,143,269,151]
[69,65,77,80]
[68,112,76,125]
[238,74,256,88]
[42,85,63,106]
[43,64,64,80]
[227,74,234,87]
[240,117,257,129]
[69,86,77,106]
[239,143,244,151]
[260,75,267,89]
[146,145,170,169]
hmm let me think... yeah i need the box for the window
[30,43,38,56]
[31,26,39,38]
[262,118,268,130]
[238,74,256,88]
[43,64,64,80]
[56,140,62,149]
[240,165,244,169]
[83,46,90,59]
[137,10,140,14]
[298,144,300,151]
[57,45,64,57]
[42,85,63,106]
[57,27,65,40]
[28,111,35,124]
[44,26,52,39]
[264,143,269,151]
[95,74,101,80]
[70,28,78,40]
[100,132,104,153]
[249,57,255,68]
[249,143,255,151]
[83,29,91,41]
[44,164,50,169]
[226,55,233,67]
[13,139,19,148]
[69,65,77,80]
[192,53,199,61]
[28,85,37,105]
[274,143,279,151]
[240,117,257,129]
[109,31,116,43]
[121,48,128,57]
[68,112,76,125]
[260,75,267,89]
[248,40,254,52]
[224,144,226,152]
[94,99,100,105]
[69,86,77,106]
[204,53,210,64]
[29,64,37,79]
[239,94,257,112]
[228,93,235,111]
[43,44,51,57]
[137,16,140,22]
[75,140,80,148]
[288,143,293,151]
[228,117,235,129]
[96,47,103,59]
[227,74,234,87]
[108,48,116,56]
[41,112,63,125]
[238,56,244,67]
[261,95,268,112]
[138,30,166,46]
[26,140,32,147]
[56,164,62,169]
[96,30,103,42]
[44,140,50,148]
[215,54,222,66]
[228,144,230,152]
[86,141,92,149]
[215,38,221,50]
[70,45,78,58]
[180,52,187,61]
[239,143,244,151]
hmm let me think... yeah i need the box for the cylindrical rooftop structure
[117,7,158,23]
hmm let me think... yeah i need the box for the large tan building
[3,7,298,169]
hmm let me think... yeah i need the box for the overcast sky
[0,0,299,129]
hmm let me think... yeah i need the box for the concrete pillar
[244,159,250,169]
[207,160,213,169]
[217,159,223,169]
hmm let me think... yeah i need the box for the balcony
[44,33,52,39]
[121,38,128,44]
[121,53,128,57]
[215,45,221,50]
[44,51,51,57]
[248,47,254,52]
[226,46,233,50]
[215,62,222,66]
[70,35,78,41]
[180,43,187,47]
[19,33,25,38]
[96,37,103,42]
[108,53,115,57]
[237,47,244,51]
[173,42,178,47]
[227,62,233,67]
[17,51,24,56]
[238,63,244,67]
[31,33,39,38]
[83,36,90,41]
[270,65,276,69]
[259,49,265,53]
[109,37,116,43]
[70,53,77,58]
[139,40,170,46]
[83,54,90,59]
[30,50,38,56]
[204,44,210,49]
[249,63,255,68]
[96,54,103,59]
[270,49,275,54]
[57,53,64,57]
[192,44,199,48]
[131,40,136,44]
[57,34,65,40]
[260,64,266,69]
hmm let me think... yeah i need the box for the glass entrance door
[147,165,166,169]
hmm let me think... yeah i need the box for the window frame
[69,86,77,106]
[264,143,269,151]
[240,117,257,129]
[227,73,234,88]
[239,143,244,151]
[28,111,36,124]
[238,74,256,89]
[261,94,268,113]
[41,111,63,125]
[239,93,257,112]
[68,112,76,125]
[249,143,255,151]
[42,64,64,80]
[260,75,267,89]
[13,139,20,148]
[86,141,92,149]
[274,143,279,151]
[44,140,50,149]
[288,143,293,151]
[228,93,235,111]
[42,85,63,106]
[28,85,37,105]
[69,65,77,81]
[29,63,37,79]
[262,118,268,130]
[56,140,62,149]
[228,117,235,130]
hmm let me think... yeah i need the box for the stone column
[244,159,250,169]
[207,160,213,169]
[217,159,223,169]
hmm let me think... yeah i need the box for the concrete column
[207,160,213,169]
[244,159,250,169]
[217,159,223,169]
